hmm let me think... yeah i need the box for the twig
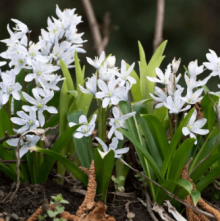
[81,0,111,55]
[0,132,20,144]
[118,158,216,219]
[153,0,165,52]
[145,192,159,221]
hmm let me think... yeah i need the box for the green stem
[189,127,214,172]
[98,101,106,146]
[87,137,91,164]
[168,114,174,138]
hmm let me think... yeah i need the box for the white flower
[115,60,136,87]
[79,74,97,95]
[99,62,114,81]
[187,60,204,81]
[203,49,220,77]
[108,107,136,140]
[172,57,181,74]
[181,88,203,105]
[96,77,125,108]
[107,56,116,68]
[182,109,209,144]
[96,137,129,158]
[11,108,39,134]
[11,19,30,35]
[150,86,167,109]
[7,135,40,158]
[1,72,22,105]
[22,88,57,127]
[147,64,171,85]
[86,51,105,70]
[184,73,210,90]
[164,89,191,114]
[69,114,97,139]
[0,61,6,67]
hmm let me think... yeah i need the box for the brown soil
[0,172,153,221]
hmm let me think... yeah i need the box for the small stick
[145,192,159,221]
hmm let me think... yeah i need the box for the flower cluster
[70,52,136,158]
[1,5,86,157]
[147,50,220,143]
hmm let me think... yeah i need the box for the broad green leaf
[191,153,220,183]
[153,106,168,125]
[191,190,201,206]
[138,41,148,104]
[119,101,157,200]
[94,149,115,201]
[119,128,164,183]
[0,161,25,182]
[138,40,167,113]
[161,108,195,176]
[32,147,87,186]
[67,110,93,168]
[155,178,192,205]
[142,114,169,163]
[74,51,84,92]
[190,133,220,172]
[196,166,220,191]
[201,94,218,130]
[59,59,74,91]
[37,125,80,183]
[168,138,195,181]
[59,80,69,135]
[127,63,141,102]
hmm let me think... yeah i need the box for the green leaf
[141,114,169,164]
[191,190,201,206]
[33,147,88,186]
[168,138,195,181]
[196,166,220,191]
[138,40,167,113]
[119,101,157,199]
[59,59,74,91]
[0,161,25,182]
[153,106,168,126]
[48,210,59,218]
[161,108,195,176]
[37,125,80,183]
[74,51,84,92]
[67,110,93,168]
[201,94,218,130]
[191,153,220,183]
[119,128,164,183]
[155,178,192,205]
[94,149,115,202]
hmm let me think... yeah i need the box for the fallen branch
[118,158,216,219]
[145,192,159,221]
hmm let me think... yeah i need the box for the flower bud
[172,57,181,74]
[107,56,116,68]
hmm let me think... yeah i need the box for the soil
[0,172,154,221]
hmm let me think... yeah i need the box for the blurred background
[0,0,219,90]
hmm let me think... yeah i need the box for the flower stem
[98,101,106,147]
[87,137,91,164]
[168,113,173,138]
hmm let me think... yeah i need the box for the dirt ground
[0,172,153,221]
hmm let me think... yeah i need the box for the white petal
[79,115,87,124]
[102,97,110,108]
[182,127,190,136]
[115,130,124,140]
[74,132,84,139]
[46,106,58,114]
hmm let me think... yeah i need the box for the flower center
[18,59,24,64]
[37,71,42,76]
[28,121,33,125]
[37,103,43,108]
[8,87,12,93]
[83,128,88,133]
